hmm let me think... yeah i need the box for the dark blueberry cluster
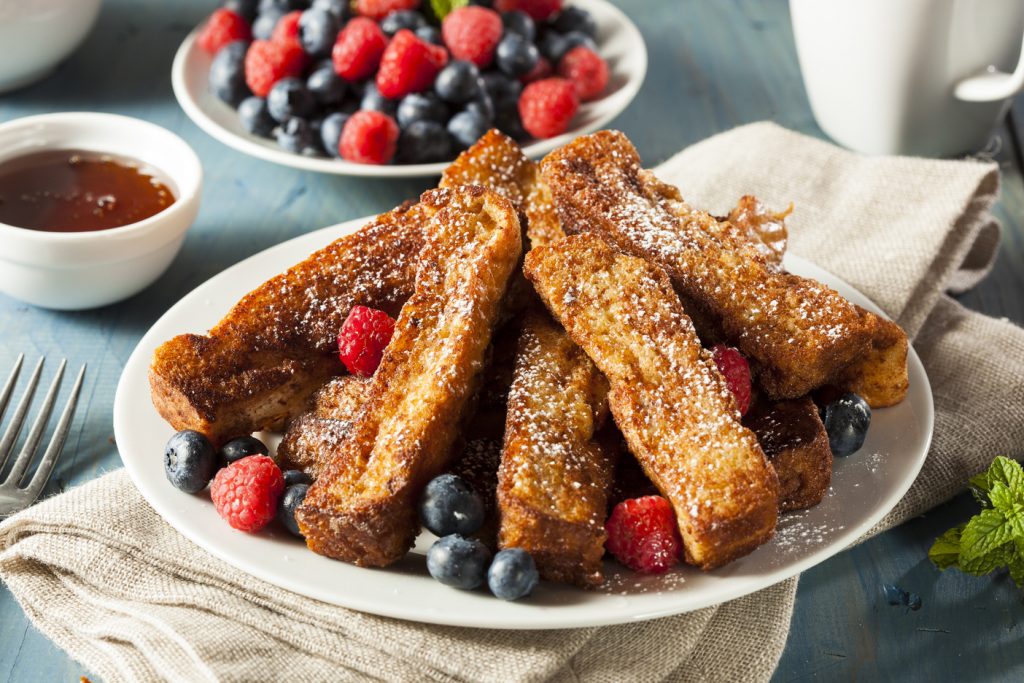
[205,0,602,164]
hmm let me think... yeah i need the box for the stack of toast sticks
[150,130,909,588]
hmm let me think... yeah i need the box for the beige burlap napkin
[2,122,1022,683]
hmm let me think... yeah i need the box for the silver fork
[0,355,86,517]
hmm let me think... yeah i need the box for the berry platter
[172,0,647,177]
[113,217,934,630]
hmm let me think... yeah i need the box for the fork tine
[0,356,44,472]
[4,359,65,487]
[23,364,85,501]
[0,354,25,422]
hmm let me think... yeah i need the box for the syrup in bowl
[0,149,176,233]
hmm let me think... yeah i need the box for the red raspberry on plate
[518,77,578,139]
[495,0,562,21]
[245,39,307,97]
[376,29,449,99]
[711,344,752,416]
[557,46,608,101]
[337,304,397,373]
[441,6,502,68]
[520,56,552,84]
[271,10,303,49]
[197,8,251,55]
[332,17,388,81]
[210,455,285,533]
[355,0,421,21]
[605,495,682,574]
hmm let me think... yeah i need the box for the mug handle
[955,31,1024,102]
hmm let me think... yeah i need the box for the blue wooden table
[2,1,1023,680]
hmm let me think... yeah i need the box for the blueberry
[496,33,540,78]
[298,8,339,58]
[277,484,309,537]
[397,120,452,163]
[447,109,489,150]
[481,71,521,107]
[252,9,284,40]
[361,82,398,116]
[164,430,217,493]
[562,30,598,56]
[307,65,347,105]
[540,30,596,63]
[311,0,350,21]
[487,548,539,600]
[380,10,427,36]
[434,61,482,104]
[465,95,494,125]
[397,92,449,128]
[209,41,252,107]
[551,6,598,39]
[223,0,259,22]
[823,392,871,457]
[259,0,305,12]
[283,469,313,487]
[426,535,492,589]
[218,435,270,466]
[501,10,535,42]
[319,111,349,157]
[495,107,527,141]
[276,116,315,153]
[415,26,443,46]
[267,77,315,122]
[419,473,485,536]
[238,96,276,137]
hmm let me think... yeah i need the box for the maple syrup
[0,149,175,233]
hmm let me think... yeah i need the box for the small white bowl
[0,113,202,310]
[0,0,103,93]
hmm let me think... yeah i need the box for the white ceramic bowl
[0,113,202,310]
[0,0,103,93]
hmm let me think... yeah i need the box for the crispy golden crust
[524,234,780,570]
[148,203,425,444]
[541,131,876,400]
[497,308,614,587]
[276,376,372,477]
[297,187,522,567]
[744,397,832,512]
[835,309,909,408]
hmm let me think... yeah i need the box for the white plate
[171,0,648,177]
[114,217,933,630]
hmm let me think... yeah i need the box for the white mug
[790,0,1024,157]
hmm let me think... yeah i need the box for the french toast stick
[541,131,878,401]
[744,397,832,512]
[148,203,425,444]
[297,187,522,567]
[524,234,780,569]
[834,310,909,407]
[498,308,615,587]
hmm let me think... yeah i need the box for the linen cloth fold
[2,122,1022,683]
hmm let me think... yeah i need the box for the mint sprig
[430,0,468,20]
[930,456,1024,588]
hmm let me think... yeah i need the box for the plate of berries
[114,213,934,629]
[171,0,647,176]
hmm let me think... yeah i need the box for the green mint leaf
[960,542,1013,575]
[989,482,1024,537]
[1011,540,1024,589]
[430,0,468,20]
[929,525,964,570]
[985,456,1024,495]
[960,508,1014,561]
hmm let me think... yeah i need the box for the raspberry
[518,77,578,139]
[198,9,251,55]
[355,0,420,21]
[210,455,285,533]
[245,39,307,97]
[332,17,388,81]
[494,0,562,21]
[519,56,552,84]
[557,46,608,101]
[605,495,682,574]
[711,344,752,416]
[271,10,303,49]
[441,6,502,68]
[376,30,449,99]
[337,304,397,374]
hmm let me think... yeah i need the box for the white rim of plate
[171,0,648,177]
